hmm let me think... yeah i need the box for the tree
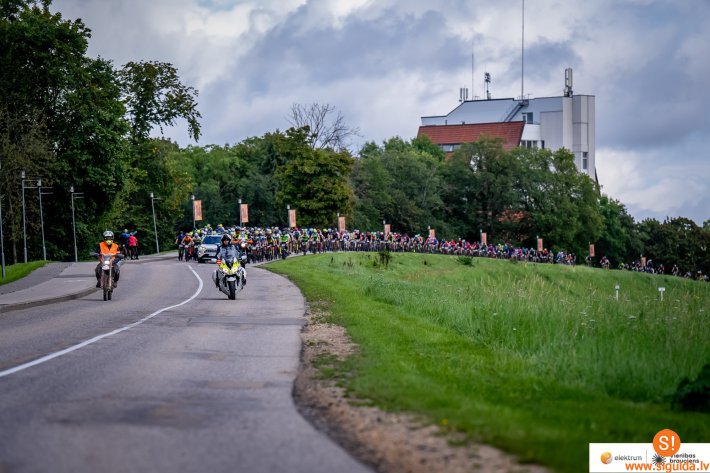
[352,137,445,235]
[595,195,640,267]
[640,217,709,274]
[442,138,520,241]
[287,103,360,152]
[510,147,602,255]
[0,0,128,262]
[276,130,354,227]
[119,60,201,144]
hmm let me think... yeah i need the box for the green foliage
[269,253,710,473]
[351,137,445,234]
[0,0,129,262]
[456,255,474,266]
[276,139,354,227]
[441,138,518,240]
[672,363,710,412]
[596,195,640,267]
[119,60,201,143]
[638,217,709,274]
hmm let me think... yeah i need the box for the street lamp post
[0,160,5,278]
[150,192,160,254]
[239,198,243,227]
[20,170,27,263]
[191,194,196,231]
[0,194,5,280]
[287,204,290,228]
[70,186,84,263]
[20,172,44,263]
[37,179,47,261]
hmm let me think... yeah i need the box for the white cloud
[49,0,709,223]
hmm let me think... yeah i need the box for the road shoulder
[294,303,550,473]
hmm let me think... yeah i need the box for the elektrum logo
[601,452,613,464]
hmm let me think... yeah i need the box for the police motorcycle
[211,235,247,300]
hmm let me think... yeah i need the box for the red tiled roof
[417,121,525,151]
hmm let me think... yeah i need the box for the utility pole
[21,170,27,263]
[70,186,84,263]
[0,194,5,280]
[37,179,50,261]
[191,194,196,231]
[150,192,161,254]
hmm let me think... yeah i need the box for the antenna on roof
[484,72,491,100]
[471,48,475,100]
[521,0,525,100]
[459,87,469,103]
[564,67,573,97]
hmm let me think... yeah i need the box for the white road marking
[0,266,204,379]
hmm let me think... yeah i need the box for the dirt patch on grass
[293,304,550,473]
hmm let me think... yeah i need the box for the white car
[196,235,223,263]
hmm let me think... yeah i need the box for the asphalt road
[0,259,370,473]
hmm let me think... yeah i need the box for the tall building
[418,69,596,179]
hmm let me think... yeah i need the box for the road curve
[0,259,370,473]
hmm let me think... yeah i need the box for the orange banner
[384,224,391,235]
[338,216,346,232]
[481,232,487,245]
[537,238,543,252]
[641,256,647,269]
[240,203,249,223]
[429,228,436,238]
[193,200,203,221]
[289,209,296,228]
[589,243,595,257]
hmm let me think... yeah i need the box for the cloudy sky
[50,0,709,224]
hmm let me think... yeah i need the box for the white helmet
[103,230,114,240]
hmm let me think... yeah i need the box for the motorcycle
[212,256,245,300]
[239,240,250,266]
[91,252,122,301]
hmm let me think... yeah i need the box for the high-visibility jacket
[99,241,120,260]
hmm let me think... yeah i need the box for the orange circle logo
[653,429,681,457]
[601,452,613,464]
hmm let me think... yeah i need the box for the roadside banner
[240,203,249,224]
[288,209,297,228]
[338,216,346,232]
[589,243,595,257]
[384,224,391,235]
[641,256,647,269]
[537,237,544,252]
[193,200,203,221]
[481,232,487,246]
[429,228,436,238]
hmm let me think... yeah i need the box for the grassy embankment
[267,253,709,473]
[0,261,48,286]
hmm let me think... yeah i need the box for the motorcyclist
[214,233,247,287]
[95,230,121,288]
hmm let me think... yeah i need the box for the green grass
[267,253,710,473]
[0,261,48,286]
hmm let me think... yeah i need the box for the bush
[373,251,392,269]
[672,363,710,412]
[456,256,474,266]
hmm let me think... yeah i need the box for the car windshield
[202,235,222,245]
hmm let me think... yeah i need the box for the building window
[523,112,533,124]
[541,140,545,149]
[582,152,588,171]
[442,144,455,152]
[520,140,538,149]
